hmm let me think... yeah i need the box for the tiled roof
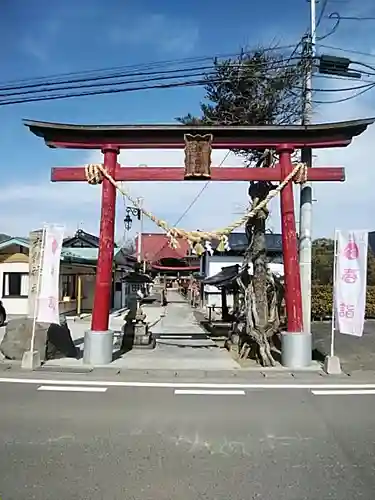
[63,229,99,248]
[0,233,10,243]
[61,247,122,262]
[136,233,191,263]
[0,237,30,250]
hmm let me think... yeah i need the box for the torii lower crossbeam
[51,166,345,182]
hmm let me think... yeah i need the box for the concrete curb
[3,357,375,380]
[0,366,358,383]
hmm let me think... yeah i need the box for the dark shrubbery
[312,285,375,320]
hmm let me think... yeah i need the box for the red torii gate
[24,118,374,366]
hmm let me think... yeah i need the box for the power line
[350,60,375,76]
[0,66,218,98]
[0,44,299,91]
[0,58,304,99]
[312,82,375,92]
[313,82,375,103]
[0,43,372,106]
[316,0,330,29]
[0,55,216,89]
[315,73,375,84]
[317,43,375,59]
[319,10,375,43]
[0,60,310,106]
[0,53,304,94]
[1,59,372,106]
[332,15,375,21]
[0,75,372,107]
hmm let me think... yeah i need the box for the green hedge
[312,285,375,320]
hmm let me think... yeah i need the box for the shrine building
[135,233,200,279]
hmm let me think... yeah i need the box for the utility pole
[299,0,316,335]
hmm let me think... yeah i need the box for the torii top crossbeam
[24,118,374,149]
[24,117,374,366]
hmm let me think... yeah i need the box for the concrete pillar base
[324,355,342,375]
[21,350,41,370]
[281,332,312,369]
[83,330,113,365]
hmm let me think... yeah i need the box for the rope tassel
[217,235,230,252]
[85,164,104,185]
[193,242,205,256]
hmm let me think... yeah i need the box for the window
[2,273,29,298]
[61,275,76,299]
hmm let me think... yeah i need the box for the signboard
[36,224,65,324]
[334,230,368,337]
[28,229,44,318]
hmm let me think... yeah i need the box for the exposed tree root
[230,157,285,366]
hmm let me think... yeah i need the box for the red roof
[152,264,200,271]
[135,233,192,263]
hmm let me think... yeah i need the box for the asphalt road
[1,376,375,499]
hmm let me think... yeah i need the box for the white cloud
[19,16,62,63]
[20,37,49,63]
[109,13,199,55]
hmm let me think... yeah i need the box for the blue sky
[1,0,375,240]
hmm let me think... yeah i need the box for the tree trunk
[233,179,281,366]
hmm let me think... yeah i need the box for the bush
[311,285,375,320]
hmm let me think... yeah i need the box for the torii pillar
[24,118,374,367]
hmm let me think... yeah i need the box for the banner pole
[330,229,338,358]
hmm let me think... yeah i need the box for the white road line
[2,377,375,390]
[37,385,108,393]
[311,389,375,396]
[174,389,246,396]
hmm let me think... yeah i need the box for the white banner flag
[334,230,368,337]
[37,224,65,324]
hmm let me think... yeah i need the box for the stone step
[156,338,215,347]
[154,333,209,340]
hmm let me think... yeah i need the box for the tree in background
[312,238,335,285]
[312,238,375,286]
[311,239,375,320]
[121,239,136,255]
[179,48,306,365]
[178,48,304,164]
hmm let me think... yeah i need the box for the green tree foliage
[312,238,375,286]
[177,48,305,163]
[312,238,335,285]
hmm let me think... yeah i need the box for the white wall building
[200,232,284,309]
[0,234,135,318]
[0,239,30,316]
